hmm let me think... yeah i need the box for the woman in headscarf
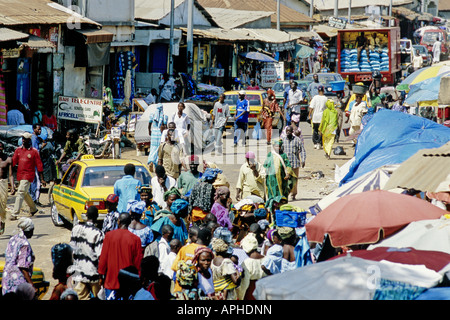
[188,168,221,225]
[210,237,241,300]
[260,89,285,145]
[1,218,35,295]
[192,246,215,299]
[210,186,233,231]
[263,139,296,201]
[137,185,160,228]
[361,106,376,129]
[151,198,189,243]
[127,200,154,251]
[236,233,267,300]
[319,99,339,159]
[153,187,181,222]
[147,103,168,171]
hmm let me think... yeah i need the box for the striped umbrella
[396,65,450,92]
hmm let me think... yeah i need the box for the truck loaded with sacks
[337,27,402,85]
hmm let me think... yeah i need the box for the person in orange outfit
[260,89,285,145]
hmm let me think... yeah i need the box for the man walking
[308,86,328,149]
[0,142,15,234]
[98,212,142,300]
[210,93,230,154]
[11,132,45,220]
[307,74,322,100]
[282,126,306,201]
[113,163,142,214]
[29,124,42,206]
[233,91,250,147]
[287,81,304,129]
[158,129,185,180]
[236,151,266,201]
[70,206,104,300]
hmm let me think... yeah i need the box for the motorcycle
[98,127,122,159]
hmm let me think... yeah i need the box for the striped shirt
[282,135,306,169]
[70,222,104,283]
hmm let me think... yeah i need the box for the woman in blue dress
[147,104,168,170]
[127,200,154,251]
[151,199,189,244]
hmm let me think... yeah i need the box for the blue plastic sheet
[340,109,450,185]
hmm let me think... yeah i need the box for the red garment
[98,229,142,290]
[12,146,43,182]
[43,114,57,131]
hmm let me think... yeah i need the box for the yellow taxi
[223,90,284,129]
[0,260,49,299]
[50,155,152,227]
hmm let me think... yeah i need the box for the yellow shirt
[236,162,266,198]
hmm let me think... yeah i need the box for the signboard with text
[57,96,103,123]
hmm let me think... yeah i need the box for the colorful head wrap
[202,168,222,183]
[192,246,214,267]
[213,227,233,244]
[127,200,147,214]
[17,217,34,234]
[106,194,119,203]
[254,208,267,219]
[277,226,295,240]
[163,187,181,201]
[214,186,230,201]
[272,139,283,146]
[170,199,189,215]
[137,184,152,194]
[241,233,259,253]
[211,237,229,253]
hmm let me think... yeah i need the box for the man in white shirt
[151,165,176,209]
[413,49,423,71]
[349,94,368,135]
[170,102,191,154]
[308,86,328,149]
[287,81,304,128]
[159,73,176,102]
[160,122,185,151]
[210,93,230,154]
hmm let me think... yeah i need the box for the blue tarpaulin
[340,109,450,185]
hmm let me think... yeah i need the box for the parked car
[304,72,350,98]
[412,44,432,66]
[223,90,283,130]
[50,156,152,227]
[271,80,310,121]
[0,261,50,299]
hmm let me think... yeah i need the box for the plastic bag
[252,121,262,140]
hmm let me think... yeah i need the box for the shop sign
[267,41,296,52]
[57,96,103,123]
[2,48,21,58]
[261,63,278,87]
[328,17,347,29]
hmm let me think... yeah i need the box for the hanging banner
[57,96,103,123]
[261,62,284,87]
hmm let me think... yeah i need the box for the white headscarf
[17,217,34,236]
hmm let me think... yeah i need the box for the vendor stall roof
[0,27,28,42]
[75,29,114,44]
[203,7,273,29]
[18,35,55,52]
[0,0,100,27]
[180,26,300,44]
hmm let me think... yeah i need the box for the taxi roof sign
[81,155,95,160]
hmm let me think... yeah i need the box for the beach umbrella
[305,190,446,248]
[253,256,443,300]
[396,65,450,91]
[310,165,398,214]
[383,142,450,193]
[240,51,278,63]
[368,217,450,254]
[404,72,450,106]
[329,247,450,274]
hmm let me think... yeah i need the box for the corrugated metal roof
[197,0,314,24]
[383,142,450,193]
[204,7,273,29]
[304,0,396,10]
[181,26,301,43]
[0,27,28,42]
[0,0,100,27]
[135,0,185,22]
[20,34,55,48]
